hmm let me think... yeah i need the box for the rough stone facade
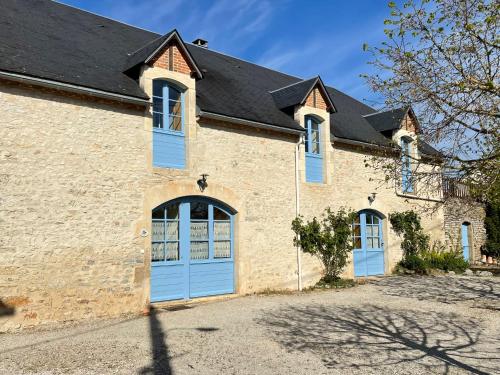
[0,48,485,331]
[443,198,486,263]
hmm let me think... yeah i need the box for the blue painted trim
[152,80,186,169]
[461,223,470,260]
[305,115,323,183]
[353,210,384,277]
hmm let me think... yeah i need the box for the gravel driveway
[1,275,499,375]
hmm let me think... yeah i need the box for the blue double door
[353,211,385,277]
[150,198,235,302]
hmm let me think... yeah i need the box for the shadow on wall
[138,307,173,375]
[257,304,499,374]
[373,276,500,307]
[0,300,15,317]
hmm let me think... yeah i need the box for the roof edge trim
[331,134,396,151]
[0,70,150,105]
[301,76,337,113]
[199,111,304,135]
[144,30,203,79]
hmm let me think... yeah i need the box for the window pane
[190,221,208,240]
[166,204,179,220]
[191,202,208,220]
[152,221,165,242]
[213,207,229,220]
[214,241,231,258]
[165,242,179,261]
[191,241,209,260]
[354,237,361,248]
[372,238,380,248]
[373,216,379,224]
[372,225,379,237]
[166,221,179,241]
[366,226,373,237]
[169,100,181,116]
[311,129,319,143]
[311,120,319,132]
[367,238,374,248]
[169,115,182,131]
[151,242,164,262]
[214,221,231,240]
[153,80,164,97]
[168,86,181,102]
[312,141,320,154]
[152,207,164,219]
[153,112,163,129]
[353,225,361,237]
[153,98,163,113]
[354,215,360,225]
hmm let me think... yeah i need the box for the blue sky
[59,0,393,107]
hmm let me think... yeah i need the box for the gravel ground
[1,275,499,375]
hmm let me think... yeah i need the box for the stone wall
[1,75,448,331]
[443,198,486,263]
[0,80,149,331]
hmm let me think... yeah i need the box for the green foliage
[399,253,428,274]
[484,201,500,257]
[389,211,430,257]
[292,207,356,281]
[397,240,469,274]
[421,249,469,272]
[315,277,356,289]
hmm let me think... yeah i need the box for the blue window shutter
[305,116,323,183]
[153,81,186,169]
[401,138,413,193]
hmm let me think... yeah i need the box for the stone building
[0,0,484,331]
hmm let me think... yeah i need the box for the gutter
[0,70,150,105]
[331,135,396,152]
[199,111,305,135]
[295,134,304,291]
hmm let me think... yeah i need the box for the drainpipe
[295,134,304,291]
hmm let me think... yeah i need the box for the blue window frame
[305,116,323,183]
[401,137,413,193]
[152,80,185,169]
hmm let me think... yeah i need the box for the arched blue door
[150,197,235,302]
[461,223,470,260]
[353,211,384,277]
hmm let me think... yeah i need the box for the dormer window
[305,115,323,183]
[401,137,414,193]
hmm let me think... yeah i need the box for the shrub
[389,211,430,257]
[292,207,356,281]
[421,249,469,273]
[398,253,428,274]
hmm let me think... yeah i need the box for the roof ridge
[268,77,317,93]
[126,33,170,57]
[363,106,407,117]
[52,0,160,36]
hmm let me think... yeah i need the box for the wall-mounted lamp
[197,174,209,192]
[368,192,377,205]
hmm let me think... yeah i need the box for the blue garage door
[150,198,234,302]
[353,211,384,277]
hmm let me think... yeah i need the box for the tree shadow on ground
[372,276,500,307]
[258,304,499,374]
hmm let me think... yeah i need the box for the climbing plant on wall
[292,207,356,282]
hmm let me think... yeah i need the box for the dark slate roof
[124,31,175,72]
[364,107,408,132]
[418,140,442,158]
[0,0,438,151]
[0,0,156,99]
[270,76,335,112]
[270,78,319,110]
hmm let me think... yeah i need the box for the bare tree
[363,0,499,203]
